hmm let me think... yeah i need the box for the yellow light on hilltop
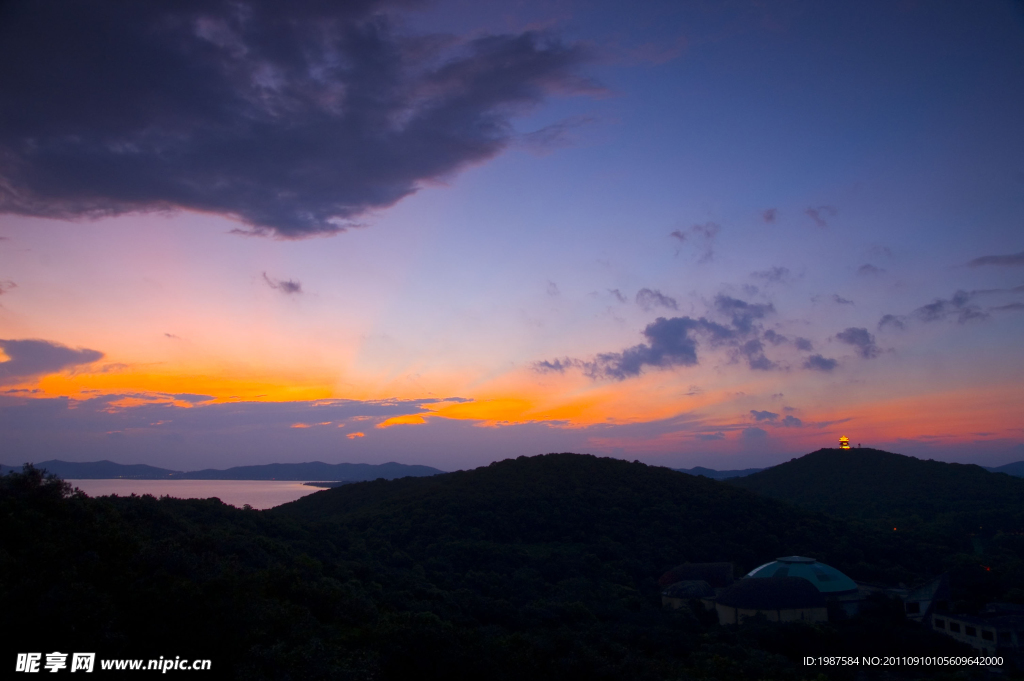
[839,436,851,449]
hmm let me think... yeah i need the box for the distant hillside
[985,460,1024,477]
[0,459,180,479]
[175,461,443,480]
[674,465,764,480]
[730,448,1024,538]
[0,459,443,481]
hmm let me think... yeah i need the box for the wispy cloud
[805,205,837,228]
[752,266,790,284]
[669,222,719,262]
[762,208,777,223]
[635,288,678,311]
[968,250,1024,267]
[263,273,303,295]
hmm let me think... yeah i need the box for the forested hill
[272,453,909,581]
[729,448,1024,536]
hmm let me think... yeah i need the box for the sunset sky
[1,0,1022,472]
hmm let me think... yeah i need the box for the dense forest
[2,451,1015,679]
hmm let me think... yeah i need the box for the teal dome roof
[745,556,857,594]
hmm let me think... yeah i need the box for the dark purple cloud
[0,339,104,384]
[713,294,774,334]
[794,337,814,351]
[857,263,884,276]
[739,338,776,371]
[780,415,803,427]
[878,314,906,331]
[914,290,987,324]
[968,251,1024,267]
[0,0,592,238]
[832,294,854,305]
[762,329,788,346]
[635,288,678,311]
[750,410,778,422]
[835,327,879,359]
[762,208,777,223]
[263,272,302,295]
[803,354,838,372]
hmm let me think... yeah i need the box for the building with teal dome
[714,556,863,624]
[745,556,858,595]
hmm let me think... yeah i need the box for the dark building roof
[659,562,734,588]
[716,577,827,610]
[662,580,714,599]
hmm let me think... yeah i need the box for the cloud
[713,295,774,334]
[0,2,593,238]
[968,251,1024,267]
[518,115,595,155]
[805,205,837,227]
[794,337,813,351]
[539,295,777,381]
[914,290,987,324]
[762,208,777,223]
[546,281,560,297]
[0,338,104,384]
[803,354,838,372]
[750,410,778,422]
[263,273,302,295]
[832,294,854,305]
[164,333,180,339]
[585,316,704,380]
[858,264,885,275]
[347,432,365,440]
[608,288,627,303]
[835,327,879,359]
[878,314,906,331]
[739,338,776,371]
[780,415,803,427]
[635,288,678,311]
[669,222,719,262]
[762,329,788,346]
[752,266,790,283]
[742,427,767,440]
[697,432,725,441]
[532,358,581,374]
[992,302,1024,312]
[0,280,15,295]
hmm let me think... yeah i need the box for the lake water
[67,479,325,510]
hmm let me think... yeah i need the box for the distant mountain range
[985,461,1024,477]
[673,466,765,480]
[0,459,445,481]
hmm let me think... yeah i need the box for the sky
[0,0,1022,472]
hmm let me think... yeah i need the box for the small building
[715,577,828,625]
[932,603,1024,660]
[661,580,715,610]
[839,436,850,449]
